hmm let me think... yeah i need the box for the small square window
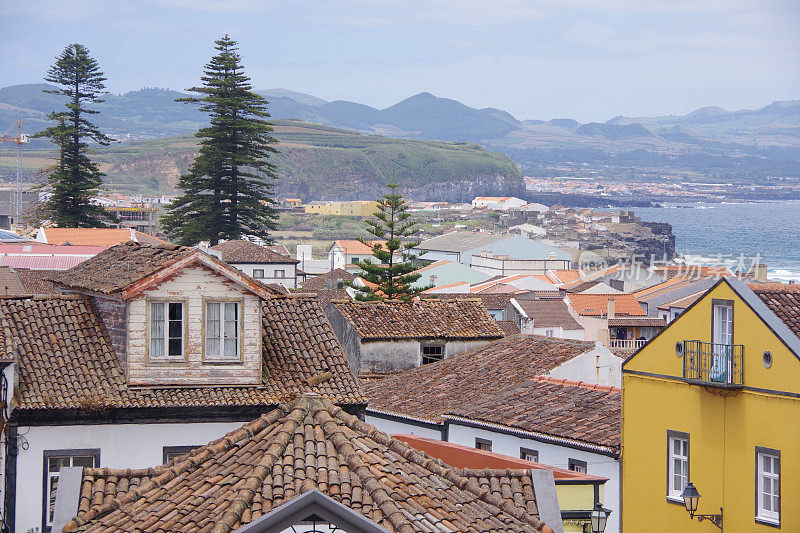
[520,448,538,462]
[568,458,587,473]
[568,459,586,474]
[253,269,264,279]
[475,438,492,452]
[421,344,444,365]
[275,269,285,278]
[163,445,200,464]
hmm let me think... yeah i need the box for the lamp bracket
[689,507,723,530]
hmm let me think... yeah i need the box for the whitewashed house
[505,298,587,340]
[0,242,365,533]
[325,299,504,374]
[471,197,527,210]
[363,334,623,533]
[210,239,300,289]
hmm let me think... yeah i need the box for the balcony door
[711,301,733,382]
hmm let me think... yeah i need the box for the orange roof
[394,434,607,482]
[652,265,732,279]
[632,276,690,297]
[566,293,646,316]
[549,269,582,284]
[40,228,169,247]
[330,239,386,256]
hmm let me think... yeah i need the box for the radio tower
[0,120,29,224]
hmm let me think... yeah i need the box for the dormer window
[149,301,185,361]
[205,301,241,361]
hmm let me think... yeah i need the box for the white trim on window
[667,433,689,502]
[204,300,241,362]
[756,448,780,524]
[148,301,185,362]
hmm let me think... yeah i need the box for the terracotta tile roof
[14,268,57,295]
[0,255,90,270]
[364,335,597,423]
[548,269,582,284]
[513,299,583,330]
[656,291,704,310]
[330,239,386,255]
[652,265,732,279]
[447,376,621,451]
[1,296,364,411]
[65,395,550,533]
[497,320,520,336]
[39,227,169,247]
[751,283,800,339]
[47,242,194,294]
[632,276,690,297]
[332,299,504,340]
[433,292,515,310]
[566,293,646,316]
[300,268,356,290]
[0,267,24,296]
[211,239,298,264]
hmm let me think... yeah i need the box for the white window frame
[475,438,492,452]
[520,448,539,462]
[43,449,100,530]
[204,300,242,362]
[148,300,185,362]
[756,447,780,525]
[568,458,587,473]
[275,269,286,278]
[667,430,690,502]
[421,343,445,365]
[252,269,265,279]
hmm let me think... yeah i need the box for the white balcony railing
[609,339,648,350]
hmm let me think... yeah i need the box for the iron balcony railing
[682,340,744,386]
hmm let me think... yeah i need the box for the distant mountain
[2,82,799,181]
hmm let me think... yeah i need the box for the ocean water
[633,201,800,282]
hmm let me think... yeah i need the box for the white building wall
[13,421,247,533]
[547,343,623,387]
[365,414,442,440]
[446,423,621,533]
[230,262,297,289]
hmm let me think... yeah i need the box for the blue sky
[2,0,799,122]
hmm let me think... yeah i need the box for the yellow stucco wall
[622,280,800,532]
[555,483,605,533]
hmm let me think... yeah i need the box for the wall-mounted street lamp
[681,482,723,529]
[582,503,611,533]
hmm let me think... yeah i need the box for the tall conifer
[35,44,115,227]
[353,181,428,301]
[162,35,278,245]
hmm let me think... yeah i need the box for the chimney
[607,297,616,318]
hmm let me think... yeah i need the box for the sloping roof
[446,376,621,452]
[0,267,58,296]
[364,335,597,423]
[651,264,732,279]
[656,291,704,310]
[514,299,583,330]
[0,266,24,295]
[417,231,506,253]
[332,299,503,340]
[566,293,646,316]
[607,317,667,327]
[496,320,520,336]
[751,283,800,339]
[47,242,194,294]
[434,293,515,310]
[211,239,298,264]
[548,269,582,284]
[0,296,364,411]
[0,254,89,270]
[300,268,356,290]
[330,239,386,255]
[39,227,169,247]
[64,395,550,533]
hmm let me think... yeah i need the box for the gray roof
[416,232,506,253]
[636,277,717,317]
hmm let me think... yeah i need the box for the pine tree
[34,44,115,227]
[352,181,429,301]
[162,35,279,245]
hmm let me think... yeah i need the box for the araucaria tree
[162,35,279,245]
[35,44,115,227]
[353,181,428,301]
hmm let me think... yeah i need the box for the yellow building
[304,201,377,216]
[622,277,799,532]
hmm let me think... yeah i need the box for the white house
[0,242,365,533]
[505,298,586,340]
[210,239,301,289]
[327,240,388,270]
[362,334,623,533]
[325,299,504,374]
[471,197,527,210]
[510,223,547,239]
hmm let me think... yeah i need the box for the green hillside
[1,120,522,202]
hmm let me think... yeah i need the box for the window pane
[223,303,238,358]
[168,302,182,321]
[72,456,95,468]
[168,319,182,339]
[150,302,164,358]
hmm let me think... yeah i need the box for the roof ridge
[532,375,619,392]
